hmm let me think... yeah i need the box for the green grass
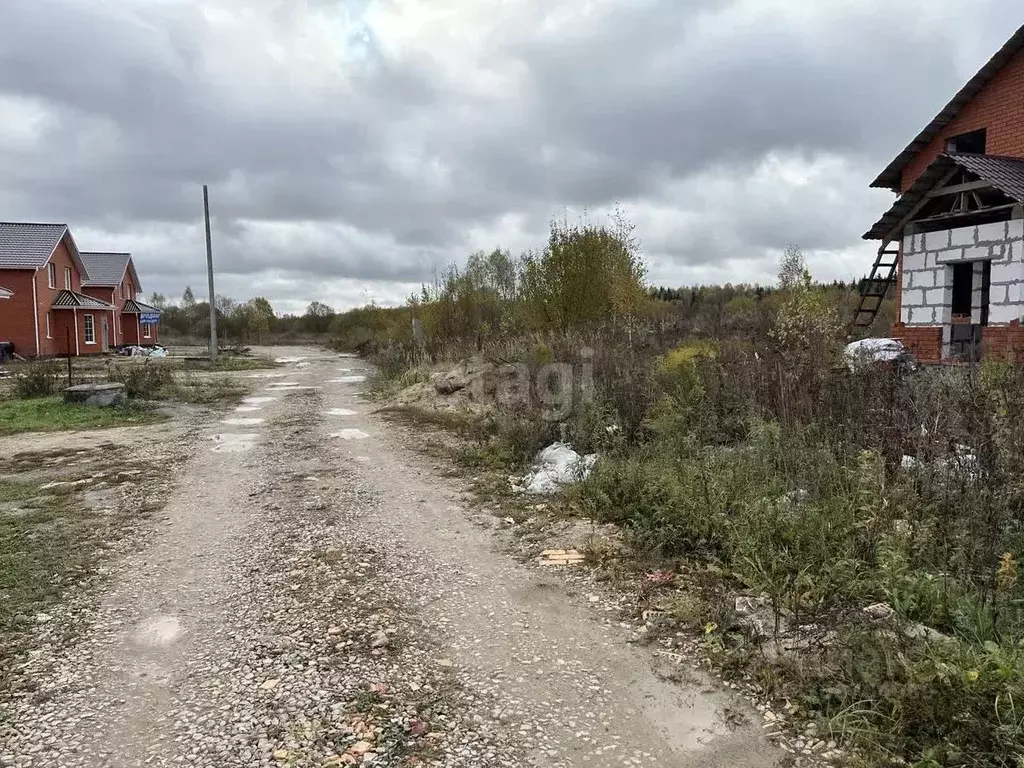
[0,397,164,436]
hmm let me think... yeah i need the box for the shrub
[13,361,61,399]
[108,362,175,399]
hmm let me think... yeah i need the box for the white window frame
[45,312,52,339]
[47,263,55,289]
[143,322,152,339]
[64,266,71,290]
[83,314,95,345]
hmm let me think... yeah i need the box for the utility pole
[203,184,218,362]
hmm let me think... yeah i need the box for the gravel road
[1,347,783,767]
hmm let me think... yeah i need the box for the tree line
[152,288,338,345]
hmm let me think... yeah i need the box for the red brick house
[80,252,161,347]
[860,24,1024,361]
[0,222,160,358]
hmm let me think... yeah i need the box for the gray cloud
[0,0,1020,312]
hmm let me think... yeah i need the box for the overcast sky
[0,1,1020,314]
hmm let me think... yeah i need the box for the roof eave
[863,152,1024,240]
[126,257,142,294]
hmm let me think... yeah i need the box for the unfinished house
[860,25,1024,361]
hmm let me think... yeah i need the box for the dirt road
[1,347,782,767]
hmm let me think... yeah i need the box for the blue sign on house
[139,312,161,325]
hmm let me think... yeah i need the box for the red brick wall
[890,323,943,361]
[122,314,160,345]
[49,309,114,356]
[0,269,40,356]
[901,49,1024,191]
[82,286,123,346]
[983,321,1024,361]
[36,240,84,356]
[888,322,1024,362]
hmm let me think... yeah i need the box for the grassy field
[0,397,164,436]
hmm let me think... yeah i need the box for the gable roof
[123,299,162,314]
[864,152,1024,239]
[51,289,117,310]
[871,25,1024,192]
[0,222,72,269]
[80,251,139,289]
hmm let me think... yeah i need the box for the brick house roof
[80,252,134,288]
[864,152,1024,239]
[123,299,162,314]
[872,24,1024,191]
[51,290,117,310]
[0,222,72,269]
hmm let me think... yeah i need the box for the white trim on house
[47,262,55,288]
[73,308,80,355]
[31,272,39,355]
[45,312,52,339]
[143,322,152,339]
[64,266,71,290]
[83,313,95,344]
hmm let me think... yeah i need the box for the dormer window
[946,128,987,155]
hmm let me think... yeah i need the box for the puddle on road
[268,382,301,388]
[242,396,277,405]
[275,356,308,364]
[326,408,357,416]
[235,406,262,413]
[331,429,370,440]
[330,376,366,383]
[209,433,260,453]
[222,417,265,426]
[247,372,291,379]
[136,616,184,647]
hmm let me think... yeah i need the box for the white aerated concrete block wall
[901,219,1024,326]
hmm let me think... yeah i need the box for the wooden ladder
[851,240,899,330]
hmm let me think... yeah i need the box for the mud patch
[331,429,370,440]
[222,417,265,426]
[209,433,260,453]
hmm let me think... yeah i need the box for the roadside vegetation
[0,350,266,435]
[328,213,1022,767]
[0,476,117,688]
[0,442,181,695]
[0,397,162,436]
